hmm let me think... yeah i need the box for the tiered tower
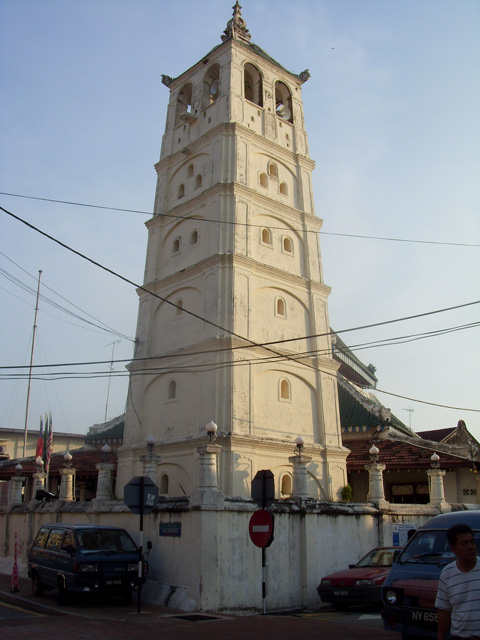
[116,3,348,501]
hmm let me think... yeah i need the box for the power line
[0,252,134,341]
[1,318,479,373]
[1,191,479,247]
[2,204,479,415]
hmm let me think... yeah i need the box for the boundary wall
[0,499,461,612]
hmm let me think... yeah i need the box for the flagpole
[23,270,42,459]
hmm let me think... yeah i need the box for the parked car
[381,510,480,639]
[28,523,148,604]
[317,546,398,609]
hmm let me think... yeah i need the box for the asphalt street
[0,573,400,640]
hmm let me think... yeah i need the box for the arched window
[190,230,198,245]
[173,237,181,254]
[175,83,193,127]
[268,162,278,178]
[280,378,291,401]
[187,164,194,178]
[195,174,202,188]
[259,172,268,188]
[244,63,263,107]
[167,379,176,401]
[276,297,286,317]
[275,81,293,124]
[279,182,288,195]
[283,237,293,254]
[178,183,185,199]
[175,299,183,316]
[281,474,292,496]
[160,474,169,496]
[203,64,220,107]
[261,228,272,245]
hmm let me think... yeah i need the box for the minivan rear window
[77,529,137,554]
[45,529,65,551]
[34,528,50,549]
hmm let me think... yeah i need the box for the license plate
[410,609,438,623]
[106,579,122,585]
[333,590,350,596]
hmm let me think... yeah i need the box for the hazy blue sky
[1,0,479,444]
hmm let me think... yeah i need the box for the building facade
[116,3,348,501]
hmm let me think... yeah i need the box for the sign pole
[262,546,266,615]
[137,476,144,614]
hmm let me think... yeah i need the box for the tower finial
[221,1,251,44]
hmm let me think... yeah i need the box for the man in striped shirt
[435,523,480,640]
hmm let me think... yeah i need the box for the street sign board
[251,469,275,508]
[249,509,274,548]
[124,476,159,515]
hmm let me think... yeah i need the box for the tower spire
[221,1,251,43]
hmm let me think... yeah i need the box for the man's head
[446,524,477,563]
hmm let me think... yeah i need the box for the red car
[317,546,398,610]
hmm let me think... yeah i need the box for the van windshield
[77,529,138,554]
[400,530,480,565]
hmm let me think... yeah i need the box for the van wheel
[31,573,45,597]
[57,580,69,605]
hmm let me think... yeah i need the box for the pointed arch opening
[160,474,169,496]
[244,62,263,107]
[172,237,181,254]
[195,174,202,189]
[261,227,272,246]
[280,378,291,401]
[190,229,198,246]
[167,379,177,401]
[275,81,293,124]
[175,83,193,127]
[203,64,220,107]
[268,162,278,178]
[276,297,286,318]
[279,182,288,195]
[282,236,293,254]
[281,474,292,497]
[177,183,185,199]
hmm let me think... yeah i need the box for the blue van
[381,510,480,639]
[28,523,143,604]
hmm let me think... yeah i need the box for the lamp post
[140,436,160,482]
[289,435,312,500]
[365,444,388,508]
[427,452,449,511]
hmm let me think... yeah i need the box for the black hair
[446,524,474,547]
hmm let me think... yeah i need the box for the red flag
[35,416,44,459]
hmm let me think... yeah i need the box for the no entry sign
[249,509,274,548]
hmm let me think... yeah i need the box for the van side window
[46,529,65,551]
[34,527,50,549]
[61,530,74,551]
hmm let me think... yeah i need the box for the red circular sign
[249,510,274,548]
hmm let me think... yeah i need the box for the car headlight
[385,590,397,604]
[321,580,331,586]
[78,563,98,572]
[127,563,138,572]
[355,579,375,586]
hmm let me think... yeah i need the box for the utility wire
[0,251,134,341]
[2,205,479,414]
[1,319,479,372]
[1,191,479,247]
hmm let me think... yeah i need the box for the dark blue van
[381,510,480,639]
[28,523,142,604]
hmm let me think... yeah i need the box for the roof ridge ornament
[221,1,251,44]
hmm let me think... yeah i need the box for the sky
[0,0,479,444]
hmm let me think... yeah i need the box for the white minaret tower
[116,3,348,501]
